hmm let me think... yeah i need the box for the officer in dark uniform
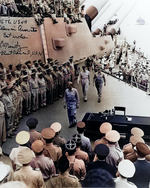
[87,144,116,177]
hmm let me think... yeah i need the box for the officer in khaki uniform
[41,128,62,164]
[76,121,93,158]
[38,72,47,108]
[45,68,54,104]
[57,65,64,98]
[30,140,56,188]
[105,130,124,173]
[71,134,89,164]
[65,140,86,181]
[50,122,66,149]
[29,72,39,111]
[49,155,81,188]
[13,147,46,188]
[94,122,112,147]
[26,118,43,148]
[1,85,14,138]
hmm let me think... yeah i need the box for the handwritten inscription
[0,18,43,58]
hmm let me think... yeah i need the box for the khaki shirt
[49,171,81,188]
[43,143,62,163]
[13,165,46,188]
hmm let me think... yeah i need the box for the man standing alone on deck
[64,81,79,128]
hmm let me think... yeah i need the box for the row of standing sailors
[0,58,75,138]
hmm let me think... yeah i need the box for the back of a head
[82,168,115,188]
[58,155,69,173]
[0,181,30,188]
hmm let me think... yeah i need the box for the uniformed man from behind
[30,140,56,187]
[0,147,13,184]
[50,122,66,154]
[41,128,62,166]
[115,159,137,188]
[65,139,86,181]
[105,130,124,173]
[49,155,81,188]
[71,134,89,164]
[13,147,46,188]
[94,122,112,147]
[87,144,116,178]
[76,121,93,160]
[9,131,30,171]
[26,118,43,148]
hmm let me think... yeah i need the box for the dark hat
[77,121,85,128]
[71,134,81,144]
[54,60,58,64]
[94,144,109,157]
[47,58,53,62]
[65,140,76,151]
[44,64,49,69]
[25,60,31,65]
[31,140,44,153]
[58,155,69,173]
[33,60,37,64]
[26,118,38,129]
[136,142,150,156]
[41,128,55,139]
[38,59,42,63]
[69,56,73,59]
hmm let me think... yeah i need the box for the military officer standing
[57,65,64,98]
[29,72,39,111]
[49,155,81,188]
[26,118,43,148]
[45,68,54,104]
[21,75,31,115]
[105,130,124,173]
[64,81,79,128]
[41,128,62,165]
[38,73,47,108]
[1,85,14,138]
[114,159,137,188]
[78,65,90,102]
[93,66,106,102]
[65,140,86,181]
[13,148,46,188]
